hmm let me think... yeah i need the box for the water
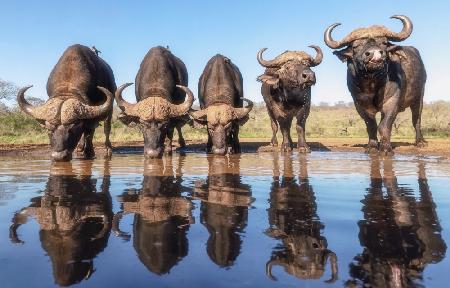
[1,152,450,287]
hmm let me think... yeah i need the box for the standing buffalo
[190,55,253,155]
[257,46,323,152]
[115,46,194,158]
[17,44,115,161]
[324,15,427,154]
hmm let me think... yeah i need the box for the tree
[0,79,18,101]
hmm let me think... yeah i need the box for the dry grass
[1,101,449,145]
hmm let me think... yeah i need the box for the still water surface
[1,152,449,287]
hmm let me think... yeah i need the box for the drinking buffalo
[9,160,112,286]
[257,46,323,152]
[17,44,115,161]
[324,15,427,154]
[115,46,194,158]
[190,55,253,155]
[266,153,337,282]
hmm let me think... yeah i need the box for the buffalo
[257,46,323,152]
[190,55,253,155]
[9,160,112,286]
[17,44,115,161]
[115,46,194,158]
[324,15,427,154]
[193,155,252,267]
[265,153,338,282]
[112,157,193,275]
[346,157,446,287]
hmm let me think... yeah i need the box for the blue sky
[1,0,449,104]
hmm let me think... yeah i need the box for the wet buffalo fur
[49,44,116,159]
[333,40,427,154]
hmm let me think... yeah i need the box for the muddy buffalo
[115,46,194,158]
[9,160,112,286]
[266,153,337,282]
[190,55,253,155]
[324,15,427,154]
[17,44,115,161]
[257,46,323,152]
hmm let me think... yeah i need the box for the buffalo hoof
[365,140,379,154]
[379,142,394,156]
[105,147,113,158]
[281,143,293,152]
[415,139,428,148]
[365,146,379,154]
[298,145,311,153]
[178,138,186,148]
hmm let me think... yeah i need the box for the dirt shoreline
[1,138,449,159]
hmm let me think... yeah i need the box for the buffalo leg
[296,104,310,153]
[379,98,399,155]
[76,134,85,153]
[267,108,278,147]
[411,97,427,147]
[165,126,174,154]
[279,119,293,152]
[355,103,378,153]
[231,124,241,154]
[104,111,113,157]
[176,125,186,148]
[207,134,213,153]
[83,126,96,159]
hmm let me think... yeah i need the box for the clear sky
[1,0,449,105]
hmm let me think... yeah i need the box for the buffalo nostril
[365,52,371,57]
[302,73,307,79]
[379,51,384,55]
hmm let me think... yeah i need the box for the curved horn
[388,15,413,42]
[233,98,253,120]
[69,86,113,121]
[169,85,195,117]
[112,211,131,241]
[324,250,338,283]
[257,48,281,68]
[17,85,35,116]
[9,209,31,244]
[266,259,279,281]
[189,108,207,121]
[308,45,323,67]
[114,83,135,112]
[324,23,346,49]
[17,85,48,121]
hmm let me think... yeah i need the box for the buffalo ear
[333,47,353,62]
[257,74,280,87]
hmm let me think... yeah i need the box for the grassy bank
[1,102,449,145]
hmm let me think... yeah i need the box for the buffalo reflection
[193,155,253,268]
[346,157,447,287]
[9,160,112,286]
[266,153,337,283]
[113,156,193,275]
